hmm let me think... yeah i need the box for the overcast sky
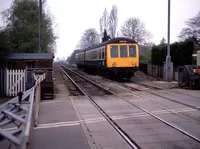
[0,0,200,58]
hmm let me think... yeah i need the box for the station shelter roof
[7,53,54,60]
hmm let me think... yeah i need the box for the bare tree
[99,8,109,39]
[120,17,151,44]
[108,5,118,38]
[179,11,200,45]
[77,28,100,50]
[99,18,103,39]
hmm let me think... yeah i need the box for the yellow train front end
[106,43,139,79]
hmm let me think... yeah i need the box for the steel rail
[59,65,141,149]
[119,82,200,122]
[131,81,163,90]
[147,90,200,111]
[130,81,200,111]
[61,65,200,144]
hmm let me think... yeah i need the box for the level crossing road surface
[31,67,131,149]
[30,66,200,149]
[2,65,200,149]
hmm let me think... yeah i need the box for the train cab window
[129,45,136,57]
[111,45,118,58]
[120,45,127,57]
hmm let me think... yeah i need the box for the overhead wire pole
[39,0,42,53]
[165,0,172,81]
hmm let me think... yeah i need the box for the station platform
[31,67,131,149]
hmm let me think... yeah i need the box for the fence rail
[0,72,46,149]
[139,63,180,81]
[148,64,164,79]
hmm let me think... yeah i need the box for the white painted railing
[0,72,46,149]
[6,69,26,97]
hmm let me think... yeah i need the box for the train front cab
[106,43,139,79]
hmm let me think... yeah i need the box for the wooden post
[34,83,41,126]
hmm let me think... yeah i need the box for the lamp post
[165,0,172,81]
[39,0,42,53]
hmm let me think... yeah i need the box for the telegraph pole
[165,0,172,81]
[39,0,42,53]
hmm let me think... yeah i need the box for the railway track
[59,65,141,149]
[64,65,200,123]
[59,64,200,148]
[123,82,200,112]
[117,81,200,123]
[74,67,200,112]
[72,66,200,111]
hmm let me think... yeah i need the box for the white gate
[6,69,26,96]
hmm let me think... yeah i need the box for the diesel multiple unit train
[76,37,139,79]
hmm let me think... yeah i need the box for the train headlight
[112,62,117,67]
[132,62,135,66]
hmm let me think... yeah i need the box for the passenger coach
[76,37,139,80]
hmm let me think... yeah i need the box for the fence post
[34,83,41,126]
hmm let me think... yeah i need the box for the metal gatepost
[0,72,46,149]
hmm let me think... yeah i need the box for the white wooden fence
[6,69,26,96]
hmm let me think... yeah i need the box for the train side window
[99,49,101,59]
[90,51,92,59]
[94,50,96,59]
[96,49,98,60]
[93,50,96,59]
[120,45,127,57]
[76,54,78,59]
[85,52,88,59]
[82,53,84,60]
[91,51,93,59]
[102,48,105,59]
[89,51,91,59]
[91,50,97,59]
[111,45,118,58]
[129,45,136,57]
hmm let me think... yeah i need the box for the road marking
[37,120,80,126]
[35,122,80,129]
[34,107,199,130]
[4,107,199,131]
[112,108,197,120]
[3,127,18,131]
[40,100,70,104]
